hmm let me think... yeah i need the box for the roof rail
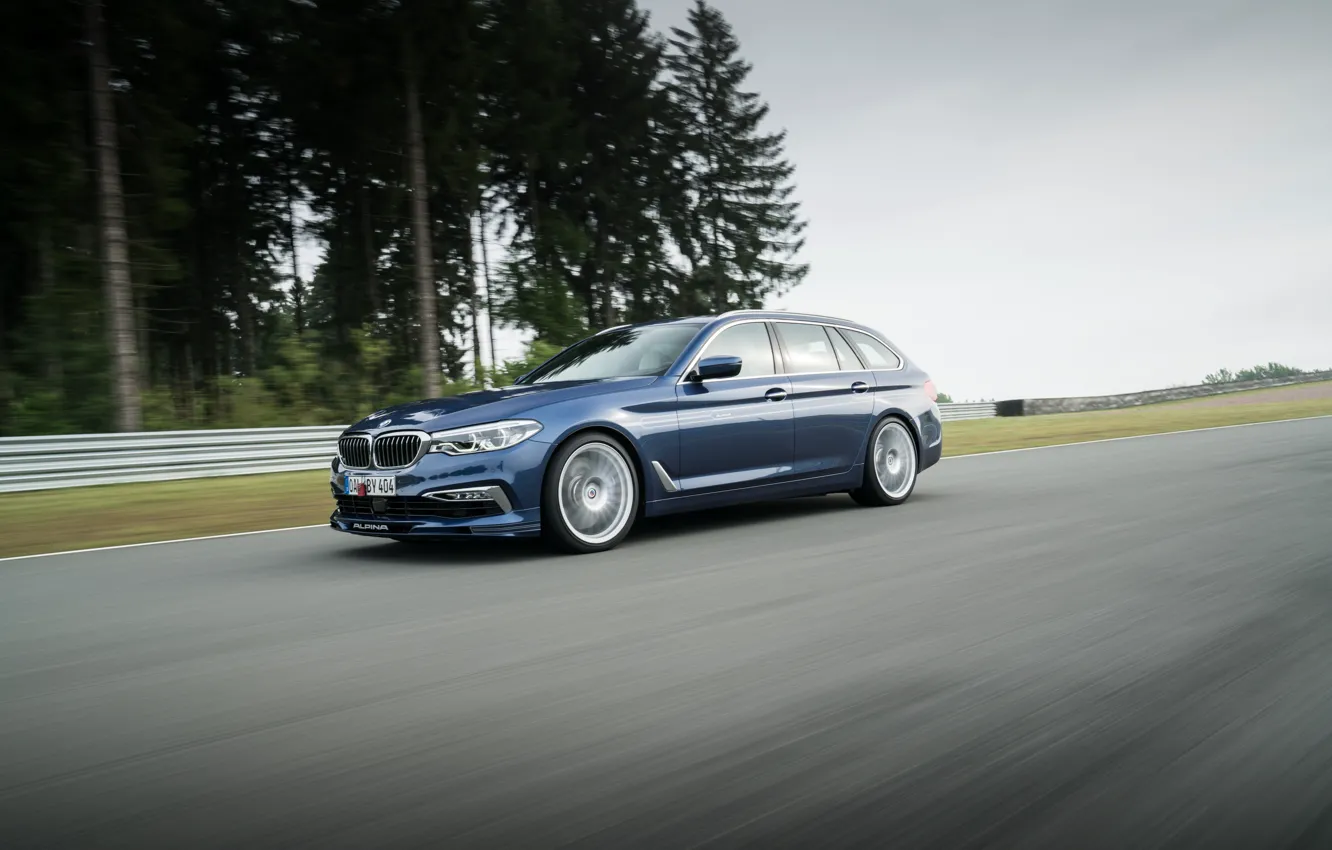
[784,311,850,322]
[718,308,852,323]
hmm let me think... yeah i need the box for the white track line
[3,412,1330,563]
[0,525,325,563]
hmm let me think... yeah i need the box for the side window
[774,322,840,373]
[705,322,775,377]
[840,328,903,370]
[825,326,864,370]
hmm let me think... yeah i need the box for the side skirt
[643,467,862,518]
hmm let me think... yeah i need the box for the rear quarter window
[838,328,903,370]
[825,326,865,370]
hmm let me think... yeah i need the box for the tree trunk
[182,341,195,424]
[599,226,616,328]
[464,211,483,384]
[360,180,379,315]
[86,0,142,431]
[234,231,256,376]
[478,203,496,378]
[528,166,541,270]
[286,185,303,335]
[37,221,63,387]
[404,42,440,398]
[237,284,256,376]
[0,335,10,433]
[580,255,598,329]
[137,286,150,390]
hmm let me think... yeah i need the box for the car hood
[345,377,657,434]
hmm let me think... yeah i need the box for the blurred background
[5,0,1328,438]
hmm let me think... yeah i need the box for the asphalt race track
[3,417,1332,849]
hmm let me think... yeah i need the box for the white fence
[0,403,993,493]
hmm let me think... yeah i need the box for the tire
[541,432,640,554]
[851,417,919,507]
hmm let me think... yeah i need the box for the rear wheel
[542,432,639,554]
[851,417,918,506]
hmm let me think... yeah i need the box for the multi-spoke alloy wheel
[851,417,919,507]
[543,433,639,553]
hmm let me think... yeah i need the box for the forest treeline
[1201,363,1313,385]
[0,0,807,435]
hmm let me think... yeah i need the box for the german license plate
[345,475,396,496]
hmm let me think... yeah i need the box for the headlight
[427,419,543,455]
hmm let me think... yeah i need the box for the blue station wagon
[330,310,943,553]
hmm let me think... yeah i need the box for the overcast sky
[301,0,1328,399]
[639,0,1332,400]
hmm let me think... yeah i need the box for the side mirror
[690,355,743,382]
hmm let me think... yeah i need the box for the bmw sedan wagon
[329,310,943,553]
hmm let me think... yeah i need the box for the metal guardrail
[0,426,345,493]
[0,404,993,493]
[935,402,996,421]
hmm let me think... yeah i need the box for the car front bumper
[328,438,549,539]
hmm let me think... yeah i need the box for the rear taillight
[923,379,938,402]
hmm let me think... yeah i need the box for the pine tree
[562,0,674,328]
[86,0,143,430]
[666,0,808,313]
[0,0,811,434]
[485,0,587,346]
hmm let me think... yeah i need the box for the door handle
[764,387,788,402]
[851,381,869,394]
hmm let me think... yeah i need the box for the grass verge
[942,393,1332,456]
[0,471,333,560]
[3,392,1330,559]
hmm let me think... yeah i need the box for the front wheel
[542,433,639,554]
[851,417,919,507]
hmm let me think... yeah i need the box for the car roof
[606,310,883,336]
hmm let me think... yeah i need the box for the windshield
[518,323,705,384]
